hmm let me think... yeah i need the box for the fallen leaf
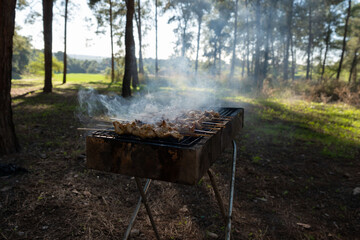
[72,189,80,195]
[296,222,311,229]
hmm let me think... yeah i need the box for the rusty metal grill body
[86,108,243,185]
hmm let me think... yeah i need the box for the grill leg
[207,140,237,240]
[207,169,227,224]
[226,140,237,240]
[134,177,161,240]
[123,179,152,240]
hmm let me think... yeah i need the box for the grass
[12,73,360,160]
[12,73,123,92]
[227,95,360,159]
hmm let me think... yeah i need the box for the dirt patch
[1,88,359,239]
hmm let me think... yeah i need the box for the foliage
[12,28,32,79]
[27,52,63,76]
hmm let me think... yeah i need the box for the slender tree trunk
[306,1,312,80]
[229,0,239,81]
[195,16,202,76]
[181,20,188,58]
[135,0,144,74]
[63,0,68,84]
[43,0,53,93]
[349,47,359,84]
[241,49,245,77]
[122,0,137,97]
[245,0,250,76]
[155,0,158,77]
[321,22,331,82]
[254,0,262,90]
[336,0,351,81]
[0,0,20,156]
[291,35,296,81]
[219,38,222,77]
[213,41,217,76]
[109,0,115,83]
[263,0,276,79]
[283,0,293,82]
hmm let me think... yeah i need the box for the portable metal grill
[86,107,244,239]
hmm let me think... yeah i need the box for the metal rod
[207,169,227,224]
[226,140,237,240]
[77,128,114,132]
[134,177,161,240]
[123,179,152,240]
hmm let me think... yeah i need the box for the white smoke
[78,86,220,124]
[77,58,228,125]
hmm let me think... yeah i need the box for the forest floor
[1,76,360,239]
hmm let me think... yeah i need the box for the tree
[204,0,233,77]
[43,0,54,93]
[229,0,239,81]
[27,52,63,76]
[253,0,262,90]
[134,0,144,74]
[0,0,20,156]
[192,0,210,76]
[283,0,294,82]
[165,0,194,58]
[155,0,159,77]
[89,0,126,83]
[305,0,313,80]
[12,28,32,79]
[122,0,139,97]
[336,0,352,81]
[63,0,69,84]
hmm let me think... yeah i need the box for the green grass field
[227,95,360,159]
[12,73,124,92]
[12,73,360,159]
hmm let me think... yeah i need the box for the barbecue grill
[86,107,244,239]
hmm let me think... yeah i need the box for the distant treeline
[11,32,111,79]
[53,52,110,74]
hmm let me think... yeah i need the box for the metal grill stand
[123,140,237,240]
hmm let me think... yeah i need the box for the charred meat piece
[113,110,221,140]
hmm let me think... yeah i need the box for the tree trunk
[218,37,222,77]
[43,0,53,93]
[0,0,20,156]
[241,50,245,77]
[213,41,217,76]
[321,22,331,82]
[245,0,250,77]
[122,0,137,97]
[229,0,239,81]
[349,47,359,84]
[135,0,144,74]
[63,0,68,84]
[254,0,262,90]
[291,35,296,81]
[155,0,158,77]
[306,1,312,80]
[336,0,351,81]
[283,0,293,82]
[263,0,276,79]
[195,16,202,76]
[109,0,115,83]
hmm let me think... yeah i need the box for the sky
[15,0,179,59]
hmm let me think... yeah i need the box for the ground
[1,76,359,239]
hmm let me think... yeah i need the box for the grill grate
[92,130,202,148]
[218,108,238,117]
[90,108,242,148]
